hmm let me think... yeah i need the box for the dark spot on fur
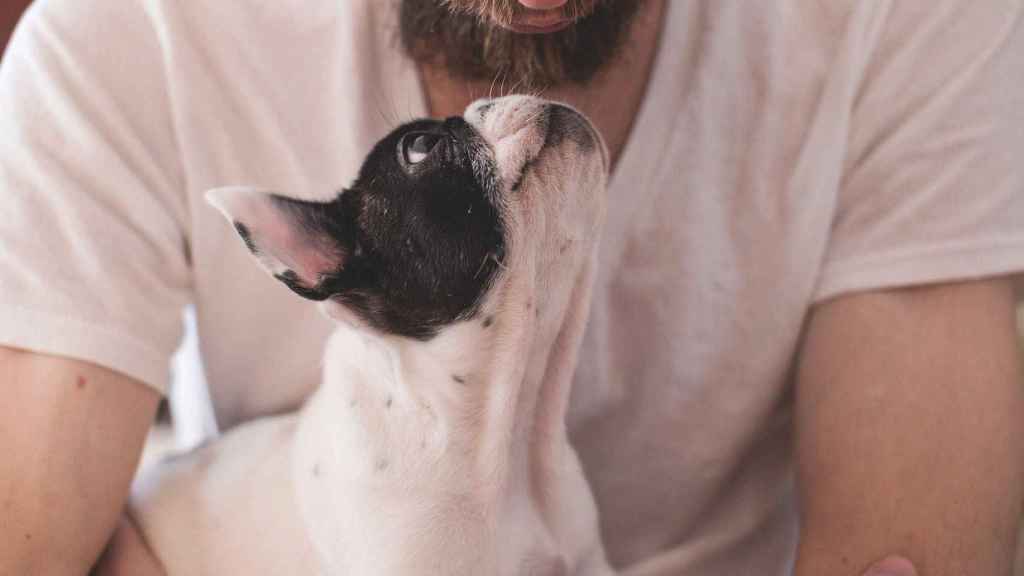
[312,463,321,477]
[482,315,494,328]
[385,396,393,408]
[24,533,31,541]
[476,102,494,117]
[452,375,466,385]
[349,397,358,408]
[376,458,389,471]
[233,222,258,254]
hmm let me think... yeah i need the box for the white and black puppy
[129,96,612,575]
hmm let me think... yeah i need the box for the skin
[0,347,159,575]
[3,1,1021,574]
[794,279,1024,576]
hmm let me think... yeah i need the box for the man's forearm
[2,458,117,575]
[2,533,93,576]
[0,347,160,575]
[793,280,1024,576]
[2,492,129,575]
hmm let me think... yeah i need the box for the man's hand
[0,346,159,575]
[794,278,1024,575]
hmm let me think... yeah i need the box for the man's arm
[792,277,1024,575]
[0,346,159,575]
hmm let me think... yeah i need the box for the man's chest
[162,2,865,569]
[174,0,851,427]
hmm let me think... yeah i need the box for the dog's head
[209,96,607,340]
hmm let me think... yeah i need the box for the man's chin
[399,0,643,90]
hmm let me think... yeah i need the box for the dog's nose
[443,116,472,137]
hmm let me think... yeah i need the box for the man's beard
[399,0,643,92]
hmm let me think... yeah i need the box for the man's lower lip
[504,20,572,34]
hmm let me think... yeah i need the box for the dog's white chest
[290,328,501,574]
[287,327,611,576]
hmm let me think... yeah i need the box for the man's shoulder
[16,0,384,65]
[13,0,158,62]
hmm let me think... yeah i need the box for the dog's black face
[211,96,607,342]
[210,117,505,340]
[321,117,505,339]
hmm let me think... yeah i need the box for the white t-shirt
[2,1,1023,573]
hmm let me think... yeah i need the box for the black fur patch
[268,117,506,340]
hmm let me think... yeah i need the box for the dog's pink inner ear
[207,187,346,291]
[254,217,345,288]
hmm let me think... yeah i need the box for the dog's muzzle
[465,96,608,193]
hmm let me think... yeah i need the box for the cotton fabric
[2,1,1023,573]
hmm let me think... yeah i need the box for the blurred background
[1,1,1023,572]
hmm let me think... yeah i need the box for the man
[1,0,1022,574]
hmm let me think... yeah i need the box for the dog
[125,95,612,575]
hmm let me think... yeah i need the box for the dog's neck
[350,244,595,478]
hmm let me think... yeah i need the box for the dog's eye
[400,133,442,166]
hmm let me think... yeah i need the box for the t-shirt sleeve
[813,1,1024,303]
[0,0,190,392]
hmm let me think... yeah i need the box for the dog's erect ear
[206,187,350,300]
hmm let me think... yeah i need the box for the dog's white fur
[129,96,611,575]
